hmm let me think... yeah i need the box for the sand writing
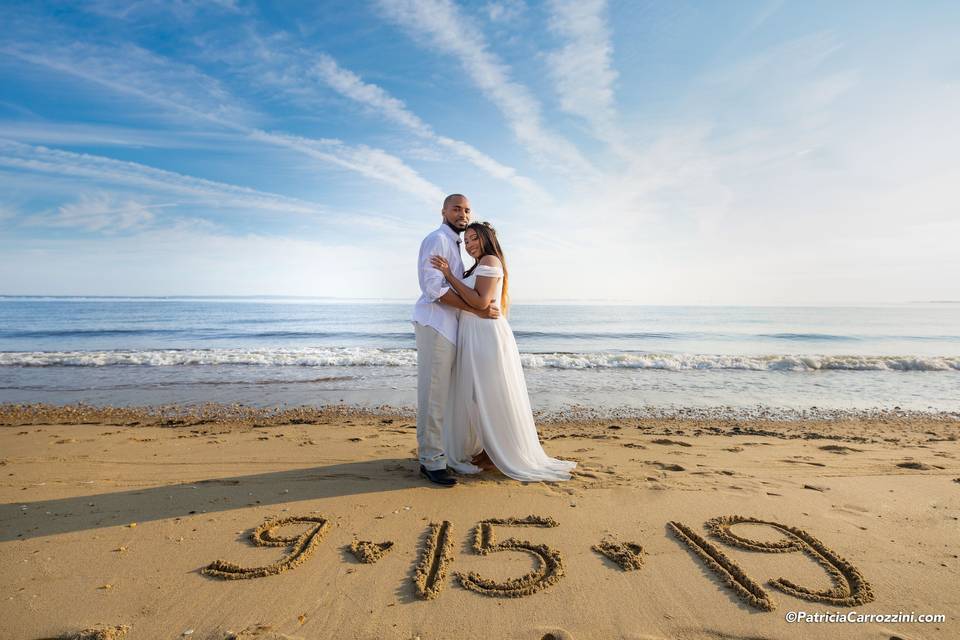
[705,515,874,607]
[668,520,776,611]
[348,539,394,564]
[413,521,455,600]
[592,540,645,571]
[202,515,331,580]
[52,626,130,640]
[456,515,565,598]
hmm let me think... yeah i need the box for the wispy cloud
[2,39,444,202]
[546,0,621,149]
[81,0,244,22]
[0,139,329,216]
[247,130,444,203]
[0,121,236,148]
[484,0,526,23]
[26,191,168,232]
[1,40,252,128]
[310,53,544,196]
[377,0,596,177]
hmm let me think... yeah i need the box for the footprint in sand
[897,461,934,470]
[781,458,826,467]
[646,461,685,472]
[651,438,692,447]
[819,445,863,454]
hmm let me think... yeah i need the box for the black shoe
[420,465,457,486]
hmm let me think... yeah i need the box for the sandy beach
[1,404,957,640]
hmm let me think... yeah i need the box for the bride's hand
[430,255,453,279]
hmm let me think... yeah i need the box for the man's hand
[482,305,501,320]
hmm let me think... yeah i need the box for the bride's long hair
[463,221,509,314]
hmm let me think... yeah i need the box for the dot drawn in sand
[202,515,331,580]
[668,520,775,611]
[413,521,454,599]
[592,540,645,571]
[456,515,564,598]
[348,539,394,563]
[53,625,130,640]
[705,515,874,607]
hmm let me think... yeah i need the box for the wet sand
[1,404,958,639]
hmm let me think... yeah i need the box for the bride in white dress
[430,222,575,482]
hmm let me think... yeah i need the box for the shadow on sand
[0,457,451,542]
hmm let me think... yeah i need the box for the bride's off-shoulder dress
[444,264,576,481]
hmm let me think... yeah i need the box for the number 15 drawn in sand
[202,513,874,610]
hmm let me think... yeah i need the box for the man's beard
[445,219,467,233]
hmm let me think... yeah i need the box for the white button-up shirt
[412,223,464,346]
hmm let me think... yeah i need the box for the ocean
[1,297,958,415]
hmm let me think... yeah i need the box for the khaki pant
[414,322,456,471]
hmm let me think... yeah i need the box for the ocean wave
[519,353,960,371]
[0,349,958,371]
[757,333,858,341]
[0,348,417,367]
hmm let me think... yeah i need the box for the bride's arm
[431,255,500,310]
[438,289,498,317]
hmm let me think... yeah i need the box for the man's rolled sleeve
[418,237,451,302]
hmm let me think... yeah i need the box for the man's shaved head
[443,193,467,209]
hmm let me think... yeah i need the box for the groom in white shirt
[413,194,499,486]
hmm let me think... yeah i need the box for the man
[413,194,499,486]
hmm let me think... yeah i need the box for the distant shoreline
[2,295,957,307]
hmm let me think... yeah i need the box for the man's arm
[438,290,500,319]
[418,236,451,302]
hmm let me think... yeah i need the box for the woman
[430,222,575,482]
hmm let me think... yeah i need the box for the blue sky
[1,0,958,303]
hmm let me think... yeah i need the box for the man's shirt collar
[439,223,462,244]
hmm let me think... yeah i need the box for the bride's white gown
[444,265,576,481]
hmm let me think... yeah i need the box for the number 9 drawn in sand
[705,515,874,607]
[455,515,565,598]
[669,515,874,611]
[202,515,331,580]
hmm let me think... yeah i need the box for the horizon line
[1,294,957,307]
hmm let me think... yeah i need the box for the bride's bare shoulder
[479,255,502,268]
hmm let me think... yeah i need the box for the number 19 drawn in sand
[669,515,874,612]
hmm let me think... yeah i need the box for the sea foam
[0,349,957,371]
